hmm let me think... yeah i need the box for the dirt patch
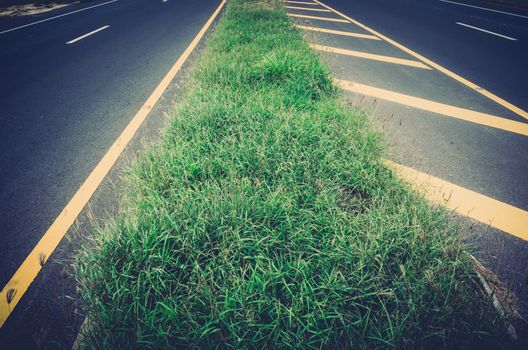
[0,2,76,17]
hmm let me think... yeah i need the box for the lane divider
[295,24,381,40]
[311,44,431,69]
[456,22,517,41]
[287,13,349,23]
[285,1,318,5]
[313,0,528,121]
[285,6,331,12]
[337,79,528,136]
[387,160,528,241]
[66,25,110,45]
[0,0,227,329]
[440,0,528,19]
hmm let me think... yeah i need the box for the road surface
[0,0,223,347]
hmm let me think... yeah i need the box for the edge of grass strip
[75,0,512,348]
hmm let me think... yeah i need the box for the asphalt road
[287,0,528,343]
[0,0,222,347]
[322,0,528,112]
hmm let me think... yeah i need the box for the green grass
[75,0,511,348]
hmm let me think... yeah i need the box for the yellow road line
[387,160,528,241]
[286,1,318,4]
[311,44,431,69]
[287,13,349,23]
[286,5,331,12]
[337,79,528,136]
[295,24,381,40]
[0,0,227,329]
[313,0,528,121]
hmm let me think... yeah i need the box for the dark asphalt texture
[0,0,222,347]
[322,0,528,111]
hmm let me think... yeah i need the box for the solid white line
[0,0,118,36]
[456,22,517,41]
[66,25,110,44]
[440,0,528,19]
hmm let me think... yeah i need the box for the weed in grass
[75,1,512,349]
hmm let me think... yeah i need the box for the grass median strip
[75,0,512,348]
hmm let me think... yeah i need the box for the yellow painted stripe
[286,5,331,12]
[337,79,528,136]
[311,44,431,69]
[314,0,528,121]
[295,24,381,40]
[287,13,349,23]
[387,161,528,241]
[286,1,318,4]
[0,0,227,328]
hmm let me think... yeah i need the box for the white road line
[456,22,518,41]
[0,0,118,36]
[440,0,528,19]
[66,25,110,44]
